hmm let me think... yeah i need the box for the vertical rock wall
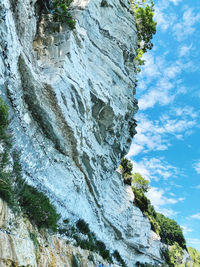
[0,0,164,265]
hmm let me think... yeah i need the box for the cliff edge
[0,0,163,265]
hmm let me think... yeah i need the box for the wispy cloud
[154,1,177,32]
[127,110,197,157]
[190,213,200,220]
[145,187,184,217]
[181,225,193,234]
[178,44,192,57]
[157,208,178,218]
[138,51,193,110]
[130,157,178,181]
[173,8,200,41]
[193,161,200,174]
[168,0,182,5]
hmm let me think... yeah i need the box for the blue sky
[127,0,200,251]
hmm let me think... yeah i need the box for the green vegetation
[156,213,186,249]
[19,184,60,231]
[161,242,191,267]
[120,158,133,176]
[132,186,186,248]
[113,250,127,267]
[0,171,15,208]
[0,97,60,232]
[76,219,90,235]
[132,0,157,72]
[59,219,129,264]
[29,231,39,250]
[132,172,149,193]
[119,156,187,262]
[188,247,200,266]
[168,242,184,267]
[120,157,133,185]
[0,98,14,207]
[51,0,76,30]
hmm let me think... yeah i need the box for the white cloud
[181,225,193,234]
[196,185,200,189]
[173,8,200,41]
[173,106,198,119]
[168,0,182,5]
[139,87,175,110]
[157,208,178,218]
[147,187,184,206]
[178,44,192,57]
[191,213,200,220]
[154,5,177,32]
[193,161,200,174]
[138,51,191,111]
[145,187,184,217]
[127,110,197,157]
[130,157,178,181]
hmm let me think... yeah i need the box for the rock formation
[0,0,165,265]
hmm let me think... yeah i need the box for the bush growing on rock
[19,184,60,231]
[156,213,186,249]
[52,0,76,29]
[0,98,60,231]
[132,0,157,72]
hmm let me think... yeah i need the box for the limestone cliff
[0,0,164,265]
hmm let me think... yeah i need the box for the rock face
[0,198,111,266]
[0,0,163,265]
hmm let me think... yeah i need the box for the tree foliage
[168,242,184,267]
[0,98,9,132]
[120,158,133,176]
[188,247,200,266]
[134,0,156,53]
[156,213,186,249]
[132,0,157,72]
[132,172,149,193]
[132,179,186,244]
[120,158,133,185]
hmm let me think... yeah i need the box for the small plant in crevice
[88,253,95,263]
[29,231,39,250]
[59,218,113,263]
[76,219,90,235]
[51,0,76,30]
[113,250,127,267]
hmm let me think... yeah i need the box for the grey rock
[0,0,164,265]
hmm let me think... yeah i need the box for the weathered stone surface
[0,199,112,267]
[0,0,164,265]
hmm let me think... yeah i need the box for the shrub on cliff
[19,184,60,231]
[0,98,9,132]
[119,158,133,185]
[132,173,149,193]
[0,97,60,231]
[0,172,15,208]
[0,98,14,207]
[132,0,157,72]
[156,213,186,249]
[52,0,76,29]
[188,247,200,265]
